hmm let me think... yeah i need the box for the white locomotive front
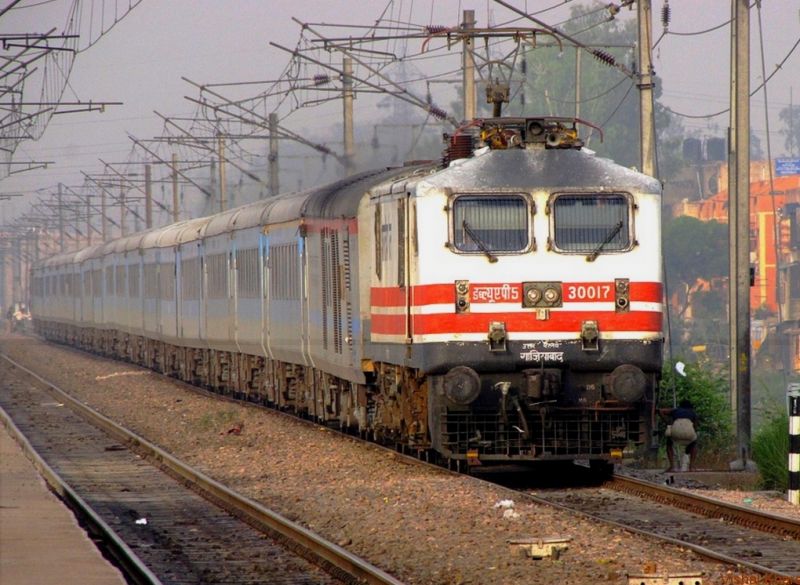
[363,117,663,467]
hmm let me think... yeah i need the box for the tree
[663,216,729,357]
[750,129,764,160]
[779,104,800,156]
[663,216,728,288]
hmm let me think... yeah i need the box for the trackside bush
[752,410,789,490]
[659,360,735,466]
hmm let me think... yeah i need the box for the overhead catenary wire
[665,32,800,120]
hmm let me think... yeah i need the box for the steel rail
[522,473,800,579]
[525,487,799,579]
[609,473,800,540]
[0,353,405,585]
[0,402,162,585]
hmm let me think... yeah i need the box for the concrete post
[789,386,800,505]
[461,9,476,122]
[342,57,355,176]
[728,0,753,471]
[637,0,656,177]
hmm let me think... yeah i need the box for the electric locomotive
[364,116,662,468]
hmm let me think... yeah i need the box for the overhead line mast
[637,0,656,177]
[729,0,754,471]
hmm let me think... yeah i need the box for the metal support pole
[789,386,800,505]
[172,152,179,223]
[144,163,153,229]
[574,48,581,122]
[461,9,476,122]
[73,204,80,249]
[218,135,227,212]
[0,249,6,312]
[637,0,656,177]
[269,112,279,196]
[728,0,753,470]
[57,182,65,253]
[25,233,32,303]
[342,57,355,176]
[86,195,92,246]
[101,188,108,242]
[120,181,126,237]
[12,237,21,302]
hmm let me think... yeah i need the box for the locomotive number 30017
[564,283,613,302]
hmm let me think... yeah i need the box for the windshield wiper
[462,220,498,263]
[586,220,623,262]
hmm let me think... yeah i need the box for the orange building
[674,166,800,369]
[677,171,800,314]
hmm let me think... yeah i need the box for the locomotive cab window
[550,193,632,255]
[451,194,530,253]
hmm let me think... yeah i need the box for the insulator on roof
[592,49,616,67]
[661,1,671,28]
[426,25,447,34]
[428,105,448,120]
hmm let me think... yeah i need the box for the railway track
[0,353,404,585]
[5,338,800,582]
[525,474,800,578]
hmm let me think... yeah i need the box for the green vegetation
[752,410,789,490]
[659,359,735,467]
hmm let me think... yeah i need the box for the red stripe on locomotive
[371,282,663,307]
[371,310,662,335]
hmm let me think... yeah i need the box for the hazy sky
[1,0,798,222]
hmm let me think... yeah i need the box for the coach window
[550,193,632,257]
[451,194,530,254]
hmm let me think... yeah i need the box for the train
[30,116,663,472]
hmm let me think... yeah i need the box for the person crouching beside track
[659,399,699,472]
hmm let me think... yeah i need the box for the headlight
[444,366,482,405]
[543,286,560,304]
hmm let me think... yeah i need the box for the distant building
[669,162,800,371]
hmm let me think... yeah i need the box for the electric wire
[5,0,61,8]
[666,32,800,120]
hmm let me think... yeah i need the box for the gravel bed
[0,336,769,584]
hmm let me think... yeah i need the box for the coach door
[398,196,410,343]
[373,194,411,345]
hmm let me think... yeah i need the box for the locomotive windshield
[551,193,631,254]
[452,195,529,253]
